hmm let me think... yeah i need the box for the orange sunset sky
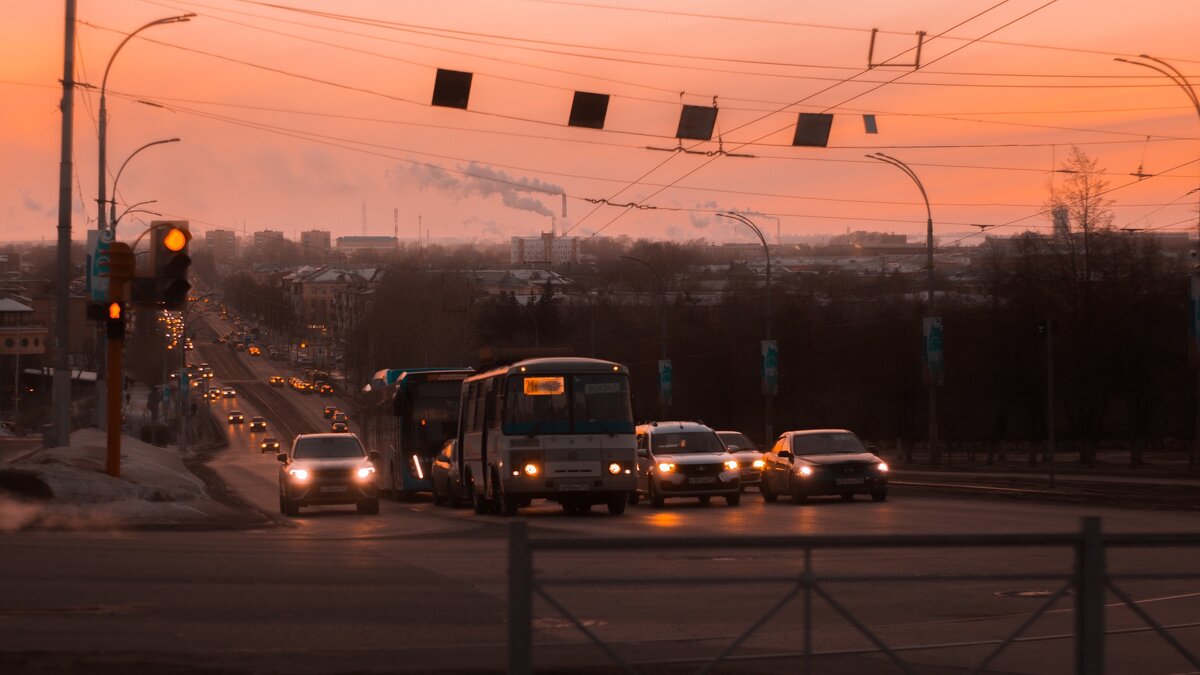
[3,0,1199,247]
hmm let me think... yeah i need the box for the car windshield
[652,431,725,454]
[791,432,867,455]
[718,432,756,451]
[504,373,633,435]
[293,436,365,459]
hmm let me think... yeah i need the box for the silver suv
[277,433,380,516]
[631,421,741,507]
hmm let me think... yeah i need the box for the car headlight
[356,466,375,481]
[798,465,813,477]
[289,468,309,481]
[724,460,739,471]
[752,458,765,469]
[876,462,889,473]
[656,462,675,473]
[608,462,622,475]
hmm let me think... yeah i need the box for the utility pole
[1045,319,1056,488]
[51,0,78,447]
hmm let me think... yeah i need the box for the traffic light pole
[104,242,134,478]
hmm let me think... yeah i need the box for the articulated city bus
[458,357,636,516]
[363,367,473,499]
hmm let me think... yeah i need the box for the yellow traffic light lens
[108,303,122,319]
[163,228,188,252]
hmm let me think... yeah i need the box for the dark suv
[277,433,380,516]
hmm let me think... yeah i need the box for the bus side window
[464,383,478,433]
[490,380,504,430]
[474,380,488,431]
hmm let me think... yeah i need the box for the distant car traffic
[249,416,267,432]
[330,421,349,433]
[277,433,379,516]
[323,405,338,419]
[260,436,281,453]
[632,421,741,507]
[429,440,467,507]
[759,429,889,504]
[318,383,334,397]
[228,410,245,424]
[716,430,765,490]
[247,346,261,356]
[331,411,348,424]
[268,376,285,387]
[222,387,236,398]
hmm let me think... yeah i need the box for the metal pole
[1074,517,1105,675]
[718,213,774,445]
[1116,56,1200,472]
[508,521,533,675]
[1047,319,1056,488]
[621,256,667,419]
[867,155,939,463]
[51,0,77,448]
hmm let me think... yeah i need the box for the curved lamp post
[717,212,774,445]
[867,152,940,463]
[1116,55,1200,471]
[97,13,193,233]
[109,138,180,232]
[621,255,669,419]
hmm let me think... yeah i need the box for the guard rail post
[509,521,533,675]
[1075,517,1105,675]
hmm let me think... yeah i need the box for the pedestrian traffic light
[106,301,125,340]
[152,222,192,309]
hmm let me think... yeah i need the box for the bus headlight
[724,460,739,471]
[356,466,376,481]
[656,462,675,473]
[752,459,765,469]
[798,465,813,478]
[876,462,889,473]
[608,462,622,475]
[288,468,309,481]
[523,463,539,476]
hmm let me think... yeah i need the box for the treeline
[346,233,1190,459]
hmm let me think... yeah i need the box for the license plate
[320,485,348,493]
[690,477,717,484]
[558,483,589,492]
[835,477,864,486]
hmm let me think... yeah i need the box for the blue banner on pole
[923,317,944,387]
[761,340,778,396]
[658,359,672,407]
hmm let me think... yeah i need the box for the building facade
[300,230,332,260]
[511,232,579,265]
[204,229,238,261]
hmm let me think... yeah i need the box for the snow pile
[0,428,228,532]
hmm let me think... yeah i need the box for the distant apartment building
[253,230,286,259]
[300,230,332,259]
[511,232,579,265]
[205,229,238,260]
[335,236,398,254]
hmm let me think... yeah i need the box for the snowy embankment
[0,428,250,531]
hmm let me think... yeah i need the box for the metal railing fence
[508,517,1200,675]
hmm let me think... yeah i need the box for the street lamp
[867,152,940,464]
[109,138,180,233]
[1116,54,1200,472]
[620,255,669,419]
[717,212,774,446]
[97,13,193,233]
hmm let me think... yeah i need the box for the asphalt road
[2,326,1198,674]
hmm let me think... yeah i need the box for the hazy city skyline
[4,1,1199,246]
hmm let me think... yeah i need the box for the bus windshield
[504,373,633,435]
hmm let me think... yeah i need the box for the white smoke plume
[405,162,564,217]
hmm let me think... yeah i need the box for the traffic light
[106,301,125,340]
[152,222,192,309]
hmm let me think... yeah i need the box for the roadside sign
[86,228,115,302]
[923,317,945,387]
[658,359,672,407]
[761,340,778,396]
